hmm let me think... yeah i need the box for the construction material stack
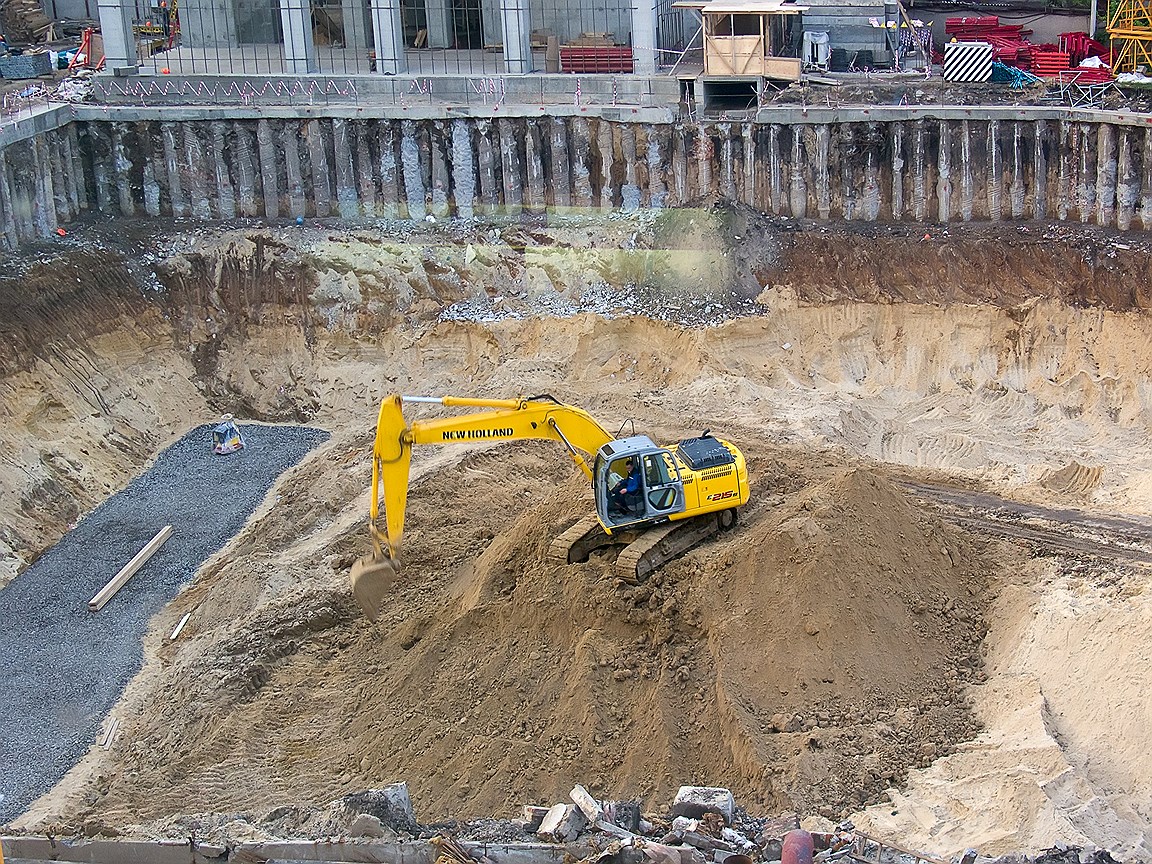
[945,16,1114,81]
[0,0,53,45]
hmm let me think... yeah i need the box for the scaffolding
[1107,0,1152,73]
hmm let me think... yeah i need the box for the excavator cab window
[607,456,643,517]
[643,452,681,512]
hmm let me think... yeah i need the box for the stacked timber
[1,0,54,43]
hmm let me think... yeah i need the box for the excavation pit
[2,210,1151,860]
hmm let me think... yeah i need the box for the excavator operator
[610,459,641,515]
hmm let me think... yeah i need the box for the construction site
[3,0,1152,856]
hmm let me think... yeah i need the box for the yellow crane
[350,394,749,620]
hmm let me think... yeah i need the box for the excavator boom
[350,393,748,621]
[352,395,614,619]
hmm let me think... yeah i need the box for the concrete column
[369,0,406,73]
[631,0,657,74]
[233,120,260,216]
[500,0,532,73]
[257,119,281,218]
[96,0,138,71]
[341,0,370,49]
[425,0,452,47]
[280,0,318,73]
[211,122,237,219]
[111,123,135,216]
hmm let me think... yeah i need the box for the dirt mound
[41,441,987,832]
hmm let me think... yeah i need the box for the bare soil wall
[3,214,1152,858]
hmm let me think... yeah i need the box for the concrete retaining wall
[3,105,1152,251]
[1,835,577,864]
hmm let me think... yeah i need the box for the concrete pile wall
[2,107,1152,251]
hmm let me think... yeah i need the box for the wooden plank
[88,525,173,613]
[169,612,191,641]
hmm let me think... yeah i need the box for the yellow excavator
[349,394,749,620]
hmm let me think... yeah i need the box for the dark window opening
[712,13,761,37]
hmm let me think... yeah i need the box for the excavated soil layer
[2,210,1151,859]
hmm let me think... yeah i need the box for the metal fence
[122,0,693,75]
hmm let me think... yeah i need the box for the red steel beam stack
[944,16,1035,69]
[1030,46,1071,77]
[1058,31,1115,70]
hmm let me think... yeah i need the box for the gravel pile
[0,424,329,826]
[438,283,763,328]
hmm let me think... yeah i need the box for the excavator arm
[352,394,614,619]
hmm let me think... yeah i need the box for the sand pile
[25,440,988,832]
[855,557,1152,860]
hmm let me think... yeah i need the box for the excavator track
[613,512,725,583]
[550,510,736,581]
[548,515,616,565]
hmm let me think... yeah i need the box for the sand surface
[3,211,1152,859]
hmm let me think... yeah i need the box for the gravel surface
[0,424,329,825]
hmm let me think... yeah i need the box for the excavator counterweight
[349,394,749,619]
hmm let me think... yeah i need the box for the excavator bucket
[349,553,397,622]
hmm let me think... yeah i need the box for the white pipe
[169,612,191,641]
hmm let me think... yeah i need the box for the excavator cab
[594,436,686,530]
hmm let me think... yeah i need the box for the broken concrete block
[334,783,417,833]
[596,818,639,839]
[755,813,800,845]
[721,827,755,852]
[538,803,588,842]
[604,800,642,831]
[516,805,551,832]
[571,784,604,821]
[643,840,709,864]
[682,831,733,852]
[670,787,736,826]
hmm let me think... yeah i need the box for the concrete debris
[537,803,587,843]
[515,805,550,832]
[641,840,709,864]
[671,787,737,826]
[595,819,640,840]
[755,814,801,846]
[333,783,417,834]
[54,73,93,102]
[604,800,642,832]
[721,827,757,853]
[571,784,604,822]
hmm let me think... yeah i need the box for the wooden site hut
[677,0,808,84]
